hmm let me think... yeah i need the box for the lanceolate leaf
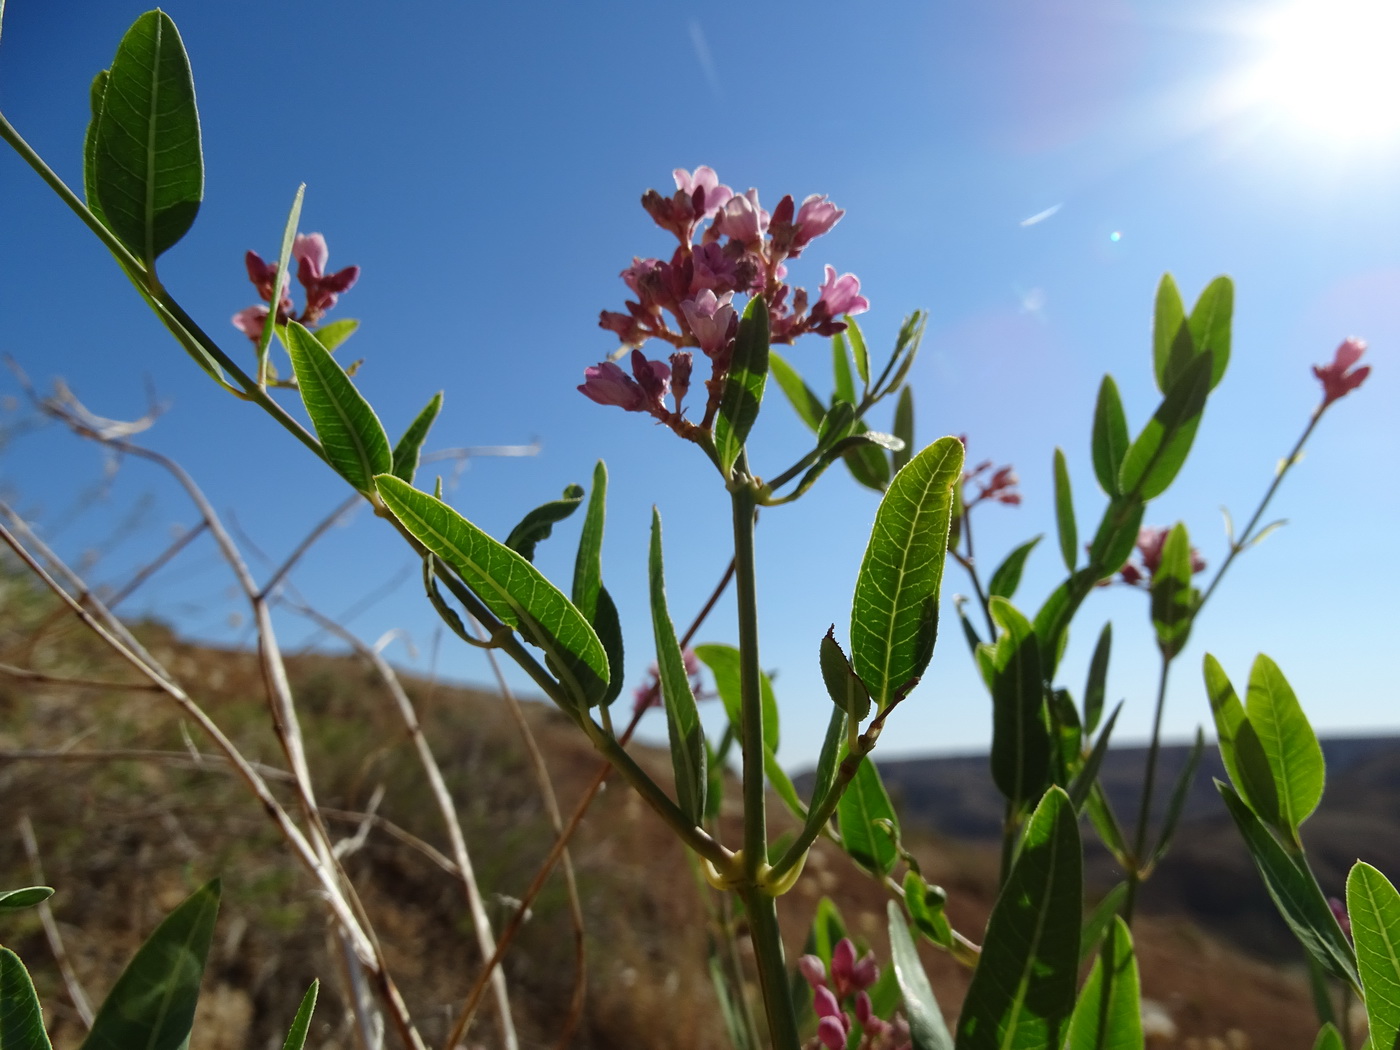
[376,475,609,707]
[256,184,305,373]
[695,643,779,753]
[851,436,964,710]
[768,350,826,433]
[956,788,1081,1050]
[91,11,203,267]
[1347,862,1400,1050]
[1069,702,1122,813]
[1083,622,1111,735]
[1088,497,1145,580]
[390,391,443,483]
[1031,568,1099,679]
[888,903,955,1050]
[1091,375,1129,497]
[832,331,856,405]
[286,321,391,493]
[1079,883,1129,968]
[847,316,872,388]
[1311,1023,1344,1050]
[903,872,954,948]
[809,705,848,817]
[1149,523,1194,659]
[0,887,53,912]
[1053,448,1078,572]
[1217,782,1358,987]
[1152,273,1188,394]
[837,751,899,877]
[1064,917,1143,1050]
[84,69,111,228]
[281,981,319,1050]
[714,297,770,475]
[1204,654,1282,829]
[1246,654,1325,834]
[893,386,915,474]
[1117,351,1212,501]
[80,880,220,1050]
[1187,276,1233,391]
[311,317,359,352]
[988,536,1042,601]
[592,585,625,708]
[571,461,608,620]
[842,425,893,492]
[989,598,1051,810]
[649,509,707,825]
[504,484,585,562]
[0,948,52,1050]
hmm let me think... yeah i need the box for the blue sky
[1,0,1396,769]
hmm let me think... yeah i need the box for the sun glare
[1248,0,1400,145]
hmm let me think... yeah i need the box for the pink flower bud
[292,233,329,281]
[231,305,269,342]
[798,954,827,989]
[817,1016,848,1050]
[793,194,844,249]
[679,290,737,358]
[816,266,870,318]
[715,189,768,244]
[1313,337,1370,407]
[578,360,646,411]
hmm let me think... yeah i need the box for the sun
[1246,0,1400,145]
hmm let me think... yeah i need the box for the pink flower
[673,166,733,219]
[816,266,870,318]
[669,351,693,414]
[1313,337,1370,407]
[715,189,769,244]
[1119,525,1206,585]
[293,232,360,320]
[792,194,844,250]
[679,290,737,357]
[621,257,665,296]
[231,305,269,342]
[690,242,739,293]
[830,938,878,998]
[578,359,647,411]
[816,1016,848,1050]
[798,955,827,988]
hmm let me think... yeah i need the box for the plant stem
[956,510,997,640]
[1124,654,1173,923]
[739,887,801,1050]
[731,475,768,876]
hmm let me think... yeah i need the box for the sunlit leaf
[1204,654,1282,830]
[832,331,856,405]
[1347,862,1400,1050]
[847,315,871,388]
[377,475,609,707]
[1064,917,1143,1050]
[989,598,1051,810]
[1053,448,1078,572]
[955,788,1081,1050]
[1151,273,1187,394]
[1087,497,1145,580]
[768,351,826,433]
[1083,622,1111,735]
[902,872,953,948]
[0,887,53,912]
[280,981,318,1050]
[80,880,220,1050]
[1149,523,1194,659]
[714,297,770,475]
[809,705,848,817]
[649,509,706,825]
[988,536,1042,601]
[1069,702,1121,813]
[892,386,915,474]
[695,643,779,753]
[1187,276,1233,391]
[285,321,390,493]
[0,948,52,1050]
[1079,883,1129,968]
[1246,654,1325,835]
[504,484,584,563]
[1310,1023,1343,1050]
[1091,375,1129,497]
[888,903,954,1050]
[390,391,443,484]
[1151,727,1204,865]
[91,11,203,267]
[851,437,964,709]
[837,752,899,877]
[820,628,870,726]
[1118,351,1212,501]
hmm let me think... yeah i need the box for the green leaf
[84,69,111,228]
[988,536,1042,601]
[1311,1023,1344,1050]
[592,586,625,708]
[312,318,359,352]
[1084,782,1129,865]
[988,598,1051,810]
[820,628,871,726]
[768,351,826,433]
[817,400,856,448]
[1087,497,1145,579]
[504,484,585,563]
[842,425,894,492]
[1064,917,1143,1050]
[390,391,443,483]
[837,752,899,877]
[1151,274,1188,394]
[850,436,964,709]
[764,746,805,820]
[1347,862,1400,1050]
[1117,350,1212,501]
[892,386,915,474]
[280,981,318,1050]
[1031,569,1098,678]
[714,297,770,475]
[1149,523,1195,659]
[1079,883,1129,968]
[255,185,305,376]
[91,11,203,267]
[847,316,872,388]
[377,475,609,707]
[955,787,1081,1050]
[1091,375,1129,497]
[0,948,52,1050]
[809,705,848,817]
[1246,654,1325,835]
[809,898,849,971]
[0,887,53,912]
[1187,277,1233,391]
[80,880,220,1050]
[832,331,856,405]
[694,643,779,753]
[1083,622,1111,735]
[648,509,707,825]
[571,461,608,621]
[888,903,955,1050]
[1069,702,1121,814]
[1204,655,1282,828]
[285,321,391,493]
[1151,727,1205,865]
[1216,782,1358,987]
[1053,448,1078,572]
[902,872,953,948]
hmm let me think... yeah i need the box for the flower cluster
[1313,337,1370,408]
[232,233,360,342]
[580,167,868,435]
[959,439,1021,511]
[1117,526,1207,587]
[798,939,910,1050]
[632,648,707,717]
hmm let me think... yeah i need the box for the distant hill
[855,736,1400,956]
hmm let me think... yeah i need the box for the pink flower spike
[1313,337,1370,407]
[292,233,329,280]
[579,360,646,411]
[232,305,269,342]
[817,266,870,318]
[793,194,844,248]
[816,1016,848,1050]
[680,289,737,358]
[673,166,733,218]
[630,349,671,412]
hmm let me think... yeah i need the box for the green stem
[731,472,767,876]
[957,511,997,640]
[1124,655,1173,923]
[739,887,801,1050]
